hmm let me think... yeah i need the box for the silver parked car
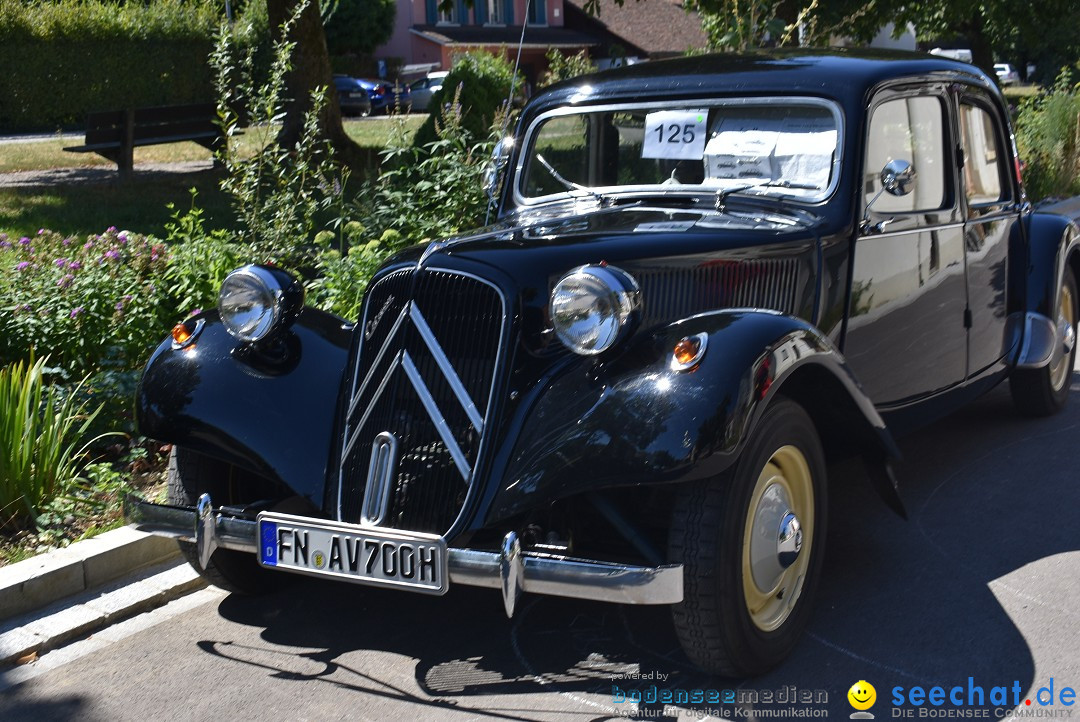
[410,71,448,112]
[995,63,1020,85]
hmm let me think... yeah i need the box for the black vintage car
[127,50,1080,676]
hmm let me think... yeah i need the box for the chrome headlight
[218,264,304,343]
[550,264,641,355]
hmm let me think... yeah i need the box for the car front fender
[136,308,353,509]
[485,310,900,524]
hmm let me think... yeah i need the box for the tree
[265,0,382,171]
[801,0,1073,78]
[324,0,396,56]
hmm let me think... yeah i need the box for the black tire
[1010,265,1077,416]
[167,447,288,595]
[668,397,827,677]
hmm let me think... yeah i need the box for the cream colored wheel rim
[741,444,814,632]
[1051,284,1076,392]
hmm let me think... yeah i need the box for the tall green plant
[209,4,348,267]
[0,357,102,528]
[1015,72,1080,202]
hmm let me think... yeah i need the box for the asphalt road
[2,376,1078,722]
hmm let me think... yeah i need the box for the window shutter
[426,0,436,24]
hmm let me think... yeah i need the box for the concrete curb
[0,558,207,666]
[0,527,182,622]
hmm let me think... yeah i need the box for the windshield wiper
[715,180,821,210]
[535,154,606,204]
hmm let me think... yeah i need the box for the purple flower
[115,301,124,311]
[19,237,30,246]
[54,258,67,268]
[123,294,132,302]
[151,252,159,261]
[106,226,117,233]
[118,233,128,244]
[0,233,7,241]
[69,307,83,318]
[0,240,10,249]
[104,249,120,261]
[57,274,73,288]
[84,241,93,250]
[69,261,82,270]
[190,308,202,316]
[62,238,72,247]
[15,261,30,271]
[37,228,45,235]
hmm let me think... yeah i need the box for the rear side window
[864,96,948,213]
[959,103,1007,205]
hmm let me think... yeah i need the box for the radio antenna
[486,0,531,226]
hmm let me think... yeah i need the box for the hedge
[0,0,227,132]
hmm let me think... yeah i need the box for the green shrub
[413,50,519,148]
[1015,72,1080,202]
[0,0,249,132]
[0,228,171,378]
[541,48,596,88]
[0,357,102,529]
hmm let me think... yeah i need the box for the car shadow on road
[205,381,1077,719]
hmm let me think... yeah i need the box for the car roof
[529,48,995,116]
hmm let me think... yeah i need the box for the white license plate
[256,512,448,594]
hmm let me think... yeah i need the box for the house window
[528,0,546,25]
[487,0,504,24]
[438,6,455,24]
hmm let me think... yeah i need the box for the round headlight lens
[218,265,284,342]
[550,264,640,355]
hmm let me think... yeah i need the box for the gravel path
[0,160,217,188]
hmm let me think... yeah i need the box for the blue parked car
[331,76,372,117]
[356,78,411,114]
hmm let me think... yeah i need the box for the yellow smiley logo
[846,682,872,707]
[848,680,877,711]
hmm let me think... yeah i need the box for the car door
[955,88,1017,377]
[843,85,968,406]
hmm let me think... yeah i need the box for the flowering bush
[0,227,172,378]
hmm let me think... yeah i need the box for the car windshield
[517,99,842,204]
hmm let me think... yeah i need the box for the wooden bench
[63,103,224,178]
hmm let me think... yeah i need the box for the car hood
[384,201,826,353]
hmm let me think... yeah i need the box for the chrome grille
[338,267,506,535]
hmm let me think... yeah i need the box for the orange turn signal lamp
[671,332,708,372]
[171,318,204,350]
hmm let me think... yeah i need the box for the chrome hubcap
[777,512,803,568]
[742,445,814,632]
[1050,284,1076,391]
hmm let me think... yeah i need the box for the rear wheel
[668,397,827,676]
[1011,266,1077,416]
[167,447,287,595]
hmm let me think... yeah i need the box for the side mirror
[861,159,916,234]
[483,136,514,205]
[880,159,916,196]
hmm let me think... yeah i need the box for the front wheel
[1010,265,1077,416]
[668,397,827,677]
[167,447,289,595]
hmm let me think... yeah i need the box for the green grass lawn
[0,116,424,239]
[0,171,233,239]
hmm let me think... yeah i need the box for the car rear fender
[136,308,353,509]
[486,310,902,524]
[1018,210,1080,367]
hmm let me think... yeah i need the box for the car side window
[864,96,947,213]
[958,102,1007,206]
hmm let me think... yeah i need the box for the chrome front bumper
[124,496,683,616]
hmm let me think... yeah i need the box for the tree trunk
[961,15,996,80]
[266,0,374,173]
